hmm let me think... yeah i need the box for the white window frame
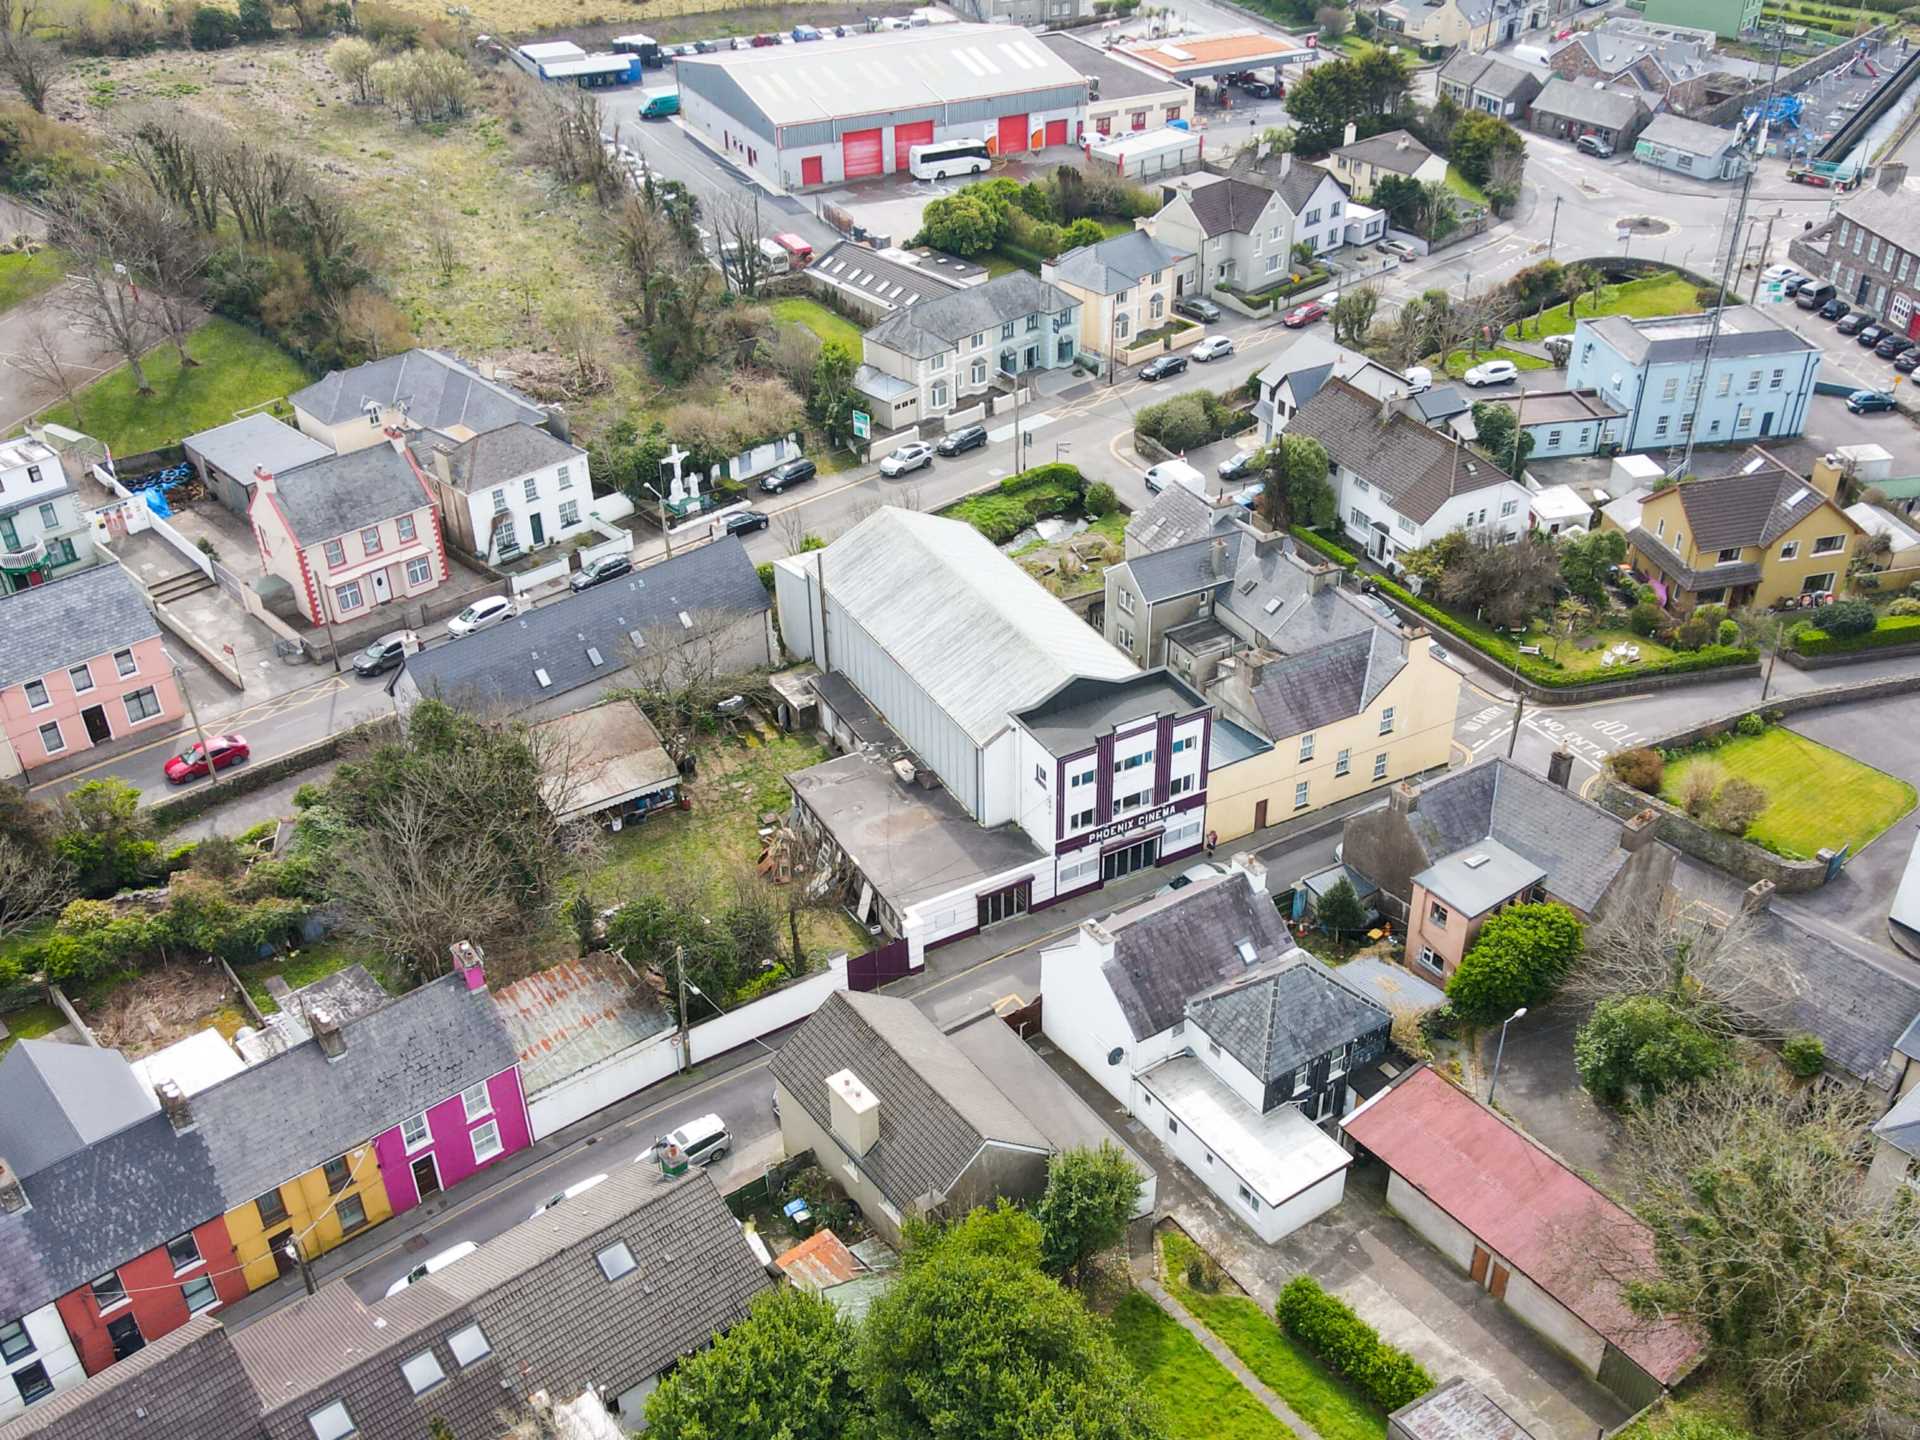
[1335,748,1350,777]
[123,687,163,726]
[470,1118,503,1163]
[523,475,541,503]
[1374,752,1388,781]
[1779,540,1799,560]
[597,1241,637,1281]
[335,579,364,613]
[68,663,94,694]
[23,679,48,710]
[461,1082,492,1121]
[37,721,63,755]
[396,513,417,543]
[405,556,433,587]
[1299,733,1314,762]
[165,1232,203,1274]
[181,1274,220,1314]
[1379,707,1395,735]
[401,1111,431,1152]
[360,526,383,557]
[323,538,346,569]
[1293,780,1310,810]
[558,500,581,528]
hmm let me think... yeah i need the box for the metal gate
[848,936,911,991]
[842,128,884,179]
[893,120,933,172]
[996,113,1028,154]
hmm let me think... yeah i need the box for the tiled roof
[1289,378,1514,525]
[264,444,429,543]
[0,1039,159,1178]
[1236,627,1406,740]
[1532,77,1648,131]
[1329,129,1436,176]
[1181,177,1280,238]
[1670,461,1833,549]
[1343,1066,1702,1385]
[0,1316,257,1440]
[290,348,544,432]
[865,271,1076,360]
[771,990,1050,1212]
[1099,873,1302,1040]
[1047,230,1190,296]
[0,564,161,693]
[1124,482,1233,553]
[1628,526,1762,592]
[407,421,582,494]
[1185,952,1389,1083]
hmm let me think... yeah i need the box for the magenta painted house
[0,565,182,778]
[370,950,533,1212]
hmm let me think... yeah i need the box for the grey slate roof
[1628,525,1762,592]
[864,271,1076,361]
[0,1038,159,1178]
[1532,77,1649,132]
[1413,384,1470,424]
[1015,669,1208,755]
[290,348,544,433]
[0,564,160,693]
[1121,528,1376,657]
[234,1167,770,1440]
[771,990,1051,1213]
[1438,52,1543,103]
[183,413,330,481]
[1047,229,1189,296]
[1125,482,1233,553]
[1584,307,1816,366]
[1100,872,1302,1040]
[407,421,583,494]
[809,241,964,316]
[1181,177,1279,238]
[1329,129,1436,177]
[401,538,768,710]
[0,1316,259,1440]
[1276,159,1339,214]
[1636,112,1740,159]
[1873,1082,1920,1159]
[1125,530,1241,603]
[191,971,520,1207]
[1237,627,1406,740]
[1290,378,1514,525]
[1401,758,1628,913]
[1832,179,1920,250]
[1672,460,1831,550]
[265,444,430,543]
[1185,952,1389,1083]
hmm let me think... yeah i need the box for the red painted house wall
[53,1215,249,1377]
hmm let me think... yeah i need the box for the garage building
[675,25,1088,191]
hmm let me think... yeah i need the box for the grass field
[1661,727,1916,860]
[39,318,312,454]
[1530,626,1682,675]
[234,944,396,1016]
[1506,273,1703,341]
[1444,166,1489,209]
[1160,1233,1386,1440]
[1110,1291,1298,1440]
[0,247,67,313]
[1439,346,1552,378]
[0,1001,66,1056]
[770,296,863,352]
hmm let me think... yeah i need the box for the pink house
[0,565,183,776]
[248,433,450,629]
[370,947,533,1213]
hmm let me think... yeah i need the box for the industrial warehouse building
[675,25,1089,190]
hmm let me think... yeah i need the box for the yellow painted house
[1205,630,1460,843]
[226,1143,394,1291]
[1605,457,1867,613]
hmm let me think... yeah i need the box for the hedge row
[1285,528,1757,689]
[1221,269,1331,306]
[1275,1276,1434,1411]
[1791,614,1920,655]
[942,462,1087,545]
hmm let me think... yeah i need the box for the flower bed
[1220,268,1332,307]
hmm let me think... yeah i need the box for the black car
[936,424,988,456]
[570,553,633,592]
[723,509,770,535]
[1876,334,1916,359]
[759,457,817,493]
[1896,349,1920,374]
[1837,312,1870,335]
[351,631,415,677]
[1782,275,1811,297]
[1241,80,1275,99]
[1820,298,1850,321]
[1140,353,1188,381]
[692,38,715,52]
[1857,324,1889,347]
[1217,450,1258,482]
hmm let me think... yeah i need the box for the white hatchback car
[529,1172,608,1220]
[1192,335,1236,362]
[446,594,515,637]
[385,1241,478,1298]
[879,442,934,477]
[1463,359,1519,388]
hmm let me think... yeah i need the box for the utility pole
[1546,194,1563,258]
[1746,209,1781,304]
[282,1238,317,1297]
[674,944,690,1074]
[170,650,218,789]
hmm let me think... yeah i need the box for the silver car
[446,595,514,637]
[879,442,934,477]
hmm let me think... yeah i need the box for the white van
[637,1113,731,1168]
[757,236,791,274]
[1143,459,1207,497]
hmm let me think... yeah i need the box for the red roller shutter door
[1043,118,1067,148]
[800,155,824,187]
[997,113,1028,154]
[893,121,934,172]
[842,128,884,179]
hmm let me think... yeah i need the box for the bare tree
[706,188,773,299]
[118,109,227,234]
[614,192,677,331]
[45,186,165,395]
[423,212,457,284]
[105,181,212,369]
[216,138,306,246]
[0,834,69,937]
[619,611,764,759]
[545,297,610,394]
[774,504,812,556]
[522,82,623,204]
[0,0,64,113]
[1570,892,1802,1038]
[13,316,90,428]
[281,0,330,36]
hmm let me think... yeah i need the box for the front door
[530,512,546,547]
[369,568,392,605]
[1254,799,1269,830]
[1101,835,1162,882]
[1760,411,1775,436]
[268,1228,297,1279]
[106,1313,144,1361]
[411,1153,441,1202]
[81,705,111,745]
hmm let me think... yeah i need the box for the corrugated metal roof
[820,508,1135,747]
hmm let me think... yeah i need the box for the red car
[164,733,249,784]
[1282,301,1327,328]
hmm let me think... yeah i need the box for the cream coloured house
[1042,229,1190,363]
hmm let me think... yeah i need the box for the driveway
[0,278,120,431]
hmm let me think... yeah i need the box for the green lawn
[769,296,863,353]
[0,247,66,313]
[1444,166,1489,208]
[1505,273,1704,342]
[0,1002,66,1056]
[233,942,397,1017]
[40,317,312,454]
[1160,1233,1386,1440]
[1111,1291,1298,1440]
[1439,346,1552,379]
[1530,625,1682,675]
[1661,727,1916,860]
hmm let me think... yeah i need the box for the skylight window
[597,1242,637,1281]
[534,667,552,688]
[1235,939,1258,966]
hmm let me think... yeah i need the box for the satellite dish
[1107,1047,1125,1066]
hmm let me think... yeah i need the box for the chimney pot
[1742,878,1775,914]
[1388,780,1418,816]
[1620,807,1659,852]
[1231,853,1268,893]
[1343,121,1357,147]
[1547,749,1575,789]
[825,1068,880,1157]
[156,1079,194,1135]
[252,466,275,494]
[1279,151,1293,178]
[0,1157,26,1215]
[311,1005,347,1060]
[451,940,488,992]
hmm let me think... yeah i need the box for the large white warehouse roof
[675,24,1087,127]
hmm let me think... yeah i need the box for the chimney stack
[451,940,488,992]
[252,465,275,496]
[1082,919,1117,966]
[0,1157,26,1215]
[1547,749,1574,789]
[1742,878,1775,914]
[1343,120,1358,147]
[1620,807,1659,852]
[1230,852,1268,894]
[1209,535,1229,579]
[1877,162,1908,193]
[825,1069,880,1157]
[432,444,454,487]
[156,1079,194,1135]
[311,1005,346,1061]
[1279,151,1293,178]
[1388,780,1418,817]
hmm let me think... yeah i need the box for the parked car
[1192,335,1236,362]
[1760,262,1802,286]
[164,733,249,784]
[1876,334,1916,359]
[1896,348,1920,374]
[1217,450,1258,481]
[1847,388,1898,413]
[1157,860,1228,896]
[1463,359,1519,387]
[1836,312,1870,335]
[936,424,988,456]
[1241,79,1275,98]
[385,1241,478,1298]
[879,442,934,476]
[1282,300,1327,328]
[1782,274,1811,298]
[1380,239,1417,261]
[1857,323,1889,347]
[1820,298,1851,321]
[749,32,778,45]
[635,1113,732,1168]
[791,23,821,39]
[1143,459,1205,495]
[1795,281,1836,309]
[529,1173,608,1220]
[350,629,418,677]
[447,594,514,636]
[758,456,817,493]
[723,509,770,535]
[691,38,715,52]
[1173,296,1221,323]
[1402,365,1433,394]
[570,552,634,592]
[1575,134,1614,158]
[1140,353,1189,381]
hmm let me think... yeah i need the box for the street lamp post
[1546,194,1563,258]
[1487,1006,1527,1107]
[643,482,674,557]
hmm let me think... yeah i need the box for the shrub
[1573,994,1728,1105]
[1735,712,1766,738]
[237,819,279,847]
[189,4,239,48]
[1610,747,1665,793]
[943,463,1086,543]
[1628,601,1664,637]
[1808,597,1875,637]
[1889,597,1920,617]
[292,783,327,809]
[1135,389,1239,452]
[1793,614,1920,654]
[1712,777,1768,835]
[1679,762,1725,818]
[1671,614,1712,651]
[1717,617,1740,646]
[1445,902,1584,1024]
[1083,481,1118,516]
[1275,1275,1434,1411]
[1781,1031,1826,1077]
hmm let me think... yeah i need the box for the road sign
[851,410,870,440]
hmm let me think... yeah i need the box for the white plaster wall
[1146,1085,1345,1244]
[1504,1267,1606,1377]
[0,1304,84,1424]
[1385,1169,1478,1269]
[1040,935,1141,1109]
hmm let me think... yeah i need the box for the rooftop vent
[586,646,604,667]
[1463,852,1491,868]
[535,667,552,688]
[1235,938,1258,965]
[1263,596,1283,614]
